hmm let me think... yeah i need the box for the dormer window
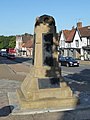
[75,40,79,47]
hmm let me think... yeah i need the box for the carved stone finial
[35,14,55,27]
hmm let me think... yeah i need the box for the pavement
[1,79,90,120]
[79,60,90,65]
[0,58,90,120]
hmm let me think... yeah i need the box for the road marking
[62,71,74,75]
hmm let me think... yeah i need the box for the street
[0,55,90,93]
[61,64,90,83]
[0,56,90,84]
[15,56,90,86]
[0,56,90,120]
[0,56,30,81]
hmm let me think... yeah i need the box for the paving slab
[0,62,90,119]
[7,91,90,116]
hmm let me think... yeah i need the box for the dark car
[7,54,15,60]
[59,56,79,67]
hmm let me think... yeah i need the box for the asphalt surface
[0,56,90,120]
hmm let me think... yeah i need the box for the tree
[8,36,16,48]
[0,35,16,49]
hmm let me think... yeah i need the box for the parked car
[0,49,7,57]
[7,54,15,60]
[58,55,64,62]
[0,51,7,57]
[59,56,79,67]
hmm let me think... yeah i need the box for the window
[61,40,65,47]
[68,43,71,48]
[87,38,90,45]
[75,40,79,47]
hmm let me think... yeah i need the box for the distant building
[15,33,33,57]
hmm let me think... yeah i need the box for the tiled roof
[61,23,90,42]
[78,26,90,37]
[22,34,33,43]
[22,40,33,48]
[63,29,76,42]
[22,34,33,48]
[63,30,70,40]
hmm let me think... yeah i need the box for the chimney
[77,22,82,28]
[72,26,75,29]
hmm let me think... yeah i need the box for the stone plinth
[17,88,77,109]
[16,15,79,110]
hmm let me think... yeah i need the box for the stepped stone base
[16,86,79,110]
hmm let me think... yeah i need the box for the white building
[59,22,90,60]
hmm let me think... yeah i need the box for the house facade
[59,22,90,60]
[15,33,33,57]
[78,26,90,60]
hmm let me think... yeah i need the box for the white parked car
[0,51,7,57]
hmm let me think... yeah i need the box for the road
[0,56,29,81]
[0,56,90,119]
[15,56,32,66]
[61,64,90,83]
[0,56,90,83]
[15,56,90,84]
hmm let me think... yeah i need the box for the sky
[0,0,90,36]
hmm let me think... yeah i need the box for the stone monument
[16,15,78,110]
